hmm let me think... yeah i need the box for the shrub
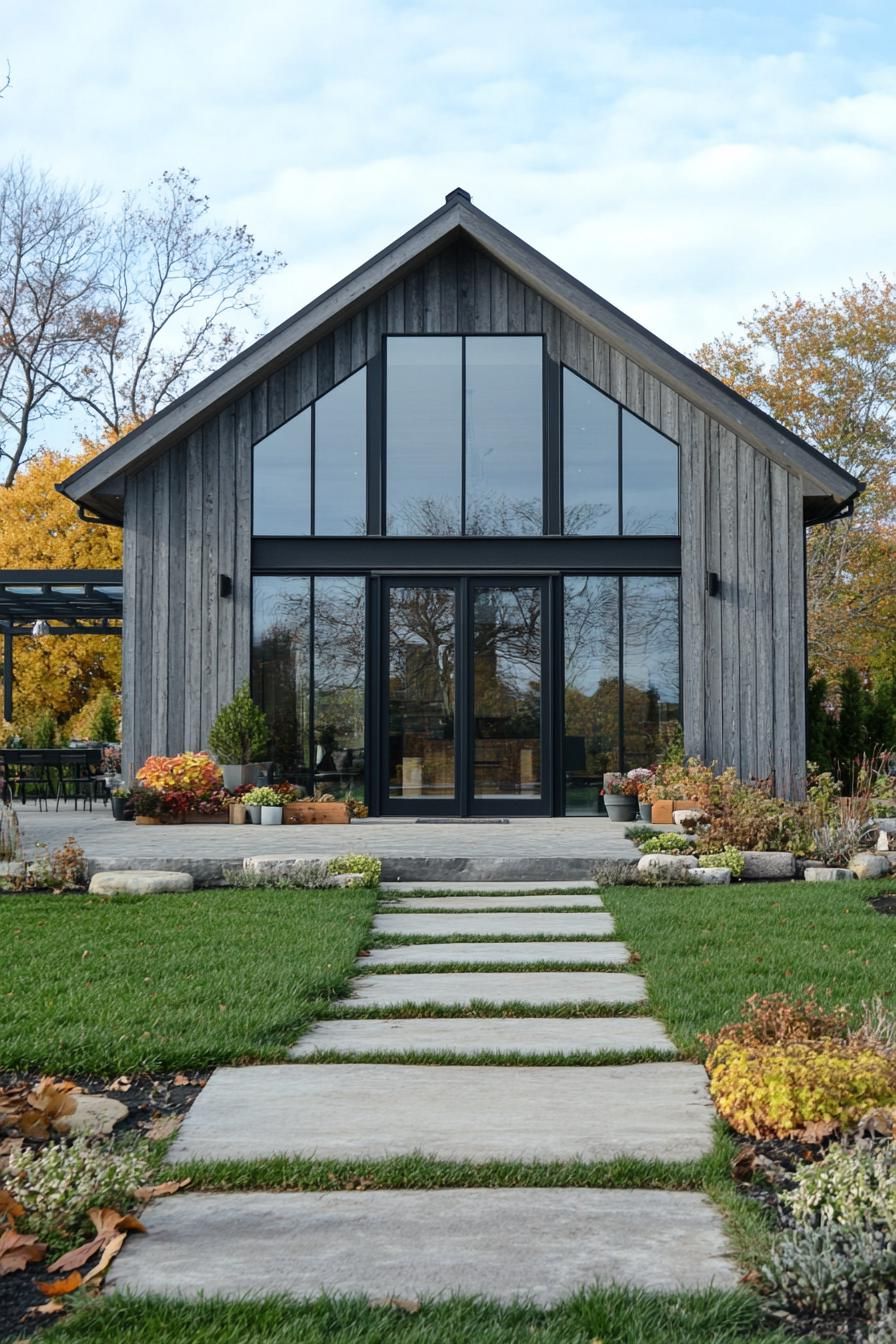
[624,824,655,845]
[131,785,162,817]
[242,786,283,807]
[646,757,716,808]
[810,817,875,866]
[328,854,381,888]
[208,681,270,765]
[706,1039,896,1139]
[701,769,809,853]
[27,838,87,892]
[136,752,222,796]
[703,990,851,1053]
[7,1137,153,1249]
[88,687,120,743]
[784,1141,896,1234]
[761,1224,896,1325]
[869,1310,896,1344]
[625,767,654,798]
[697,846,745,877]
[29,708,59,749]
[603,771,639,797]
[639,833,697,855]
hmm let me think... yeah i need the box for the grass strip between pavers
[360,960,637,974]
[36,1285,794,1344]
[290,1046,678,1067]
[366,931,621,944]
[320,997,648,1019]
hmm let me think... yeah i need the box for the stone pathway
[109,881,736,1303]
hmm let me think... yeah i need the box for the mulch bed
[1,1070,208,1342]
[869,891,896,916]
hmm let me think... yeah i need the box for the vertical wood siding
[122,240,808,795]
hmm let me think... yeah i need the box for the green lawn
[601,878,895,1056]
[40,1287,792,1344]
[0,887,376,1074]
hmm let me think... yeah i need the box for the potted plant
[602,772,639,823]
[111,786,131,821]
[243,786,283,826]
[626,768,655,822]
[290,788,351,825]
[132,786,162,825]
[208,682,271,792]
[278,783,309,823]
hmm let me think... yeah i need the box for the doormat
[415,818,510,824]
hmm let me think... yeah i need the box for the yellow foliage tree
[1,434,123,728]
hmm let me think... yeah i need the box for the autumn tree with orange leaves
[696,278,896,680]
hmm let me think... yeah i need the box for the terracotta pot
[650,798,700,825]
[287,802,350,825]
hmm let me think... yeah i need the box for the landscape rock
[803,866,855,882]
[328,873,365,888]
[88,869,194,895]
[672,810,707,829]
[691,867,732,885]
[66,1094,129,1137]
[848,853,891,880]
[872,819,896,834]
[636,854,697,880]
[740,851,795,881]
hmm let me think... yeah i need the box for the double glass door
[384,578,547,815]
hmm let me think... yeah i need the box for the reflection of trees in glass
[564,577,619,780]
[473,587,541,736]
[389,587,455,727]
[251,578,311,776]
[563,500,617,536]
[622,576,679,767]
[314,579,365,787]
[386,493,542,537]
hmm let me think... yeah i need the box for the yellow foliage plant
[707,1039,896,1140]
[136,753,222,795]
[1,436,123,726]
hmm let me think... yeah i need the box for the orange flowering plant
[135,752,223,798]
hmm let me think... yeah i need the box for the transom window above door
[386,335,544,536]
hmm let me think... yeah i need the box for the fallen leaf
[799,1119,840,1144]
[369,1296,420,1313]
[0,1229,46,1275]
[172,1074,191,1086]
[134,1178,191,1200]
[82,1232,127,1287]
[0,1191,24,1226]
[146,1115,181,1141]
[87,1208,146,1238]
[47,1238,104,1274]
[37,1271,82,1297]
[740,1268,763,1288]
[17,1079,80,1140]
[0,1138,24,1175]
[730,1145,757,1182]
[106,1077,132,1093]
[24,1302,65,1318]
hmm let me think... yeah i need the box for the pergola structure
[0,570,123,722]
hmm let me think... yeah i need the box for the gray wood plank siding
[121,240,808,795]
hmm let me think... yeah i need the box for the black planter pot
[111,796,129,821]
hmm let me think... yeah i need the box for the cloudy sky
[3,0,895,359]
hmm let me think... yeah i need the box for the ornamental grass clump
[6,1136,153,1249]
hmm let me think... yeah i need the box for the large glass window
[252,575,366,800]
[465,338,543,536]
[563,574,679,811]
[252,370,366,537]
[473,585,542,798]
[252,410,311,535]
[563,577,619,815]
[622,413,679,535]
[385,336,543,537]
[387,339,462,535]
[562,371,618,535]
[314,372,367,535]
[562,374,679,535]
[388,585,456,798]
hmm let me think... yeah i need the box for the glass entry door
[383,578,547,815]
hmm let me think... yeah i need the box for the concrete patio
[13,804,639,882]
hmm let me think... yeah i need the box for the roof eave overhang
[59,192,862,512]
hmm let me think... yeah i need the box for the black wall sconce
[706,570,720,597]
[219,574,232,599]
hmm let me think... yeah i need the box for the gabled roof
[59,188,862,522]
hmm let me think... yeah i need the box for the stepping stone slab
[360,941,630,966]
[383,893,605,909]
[107,1188,737,1303]
[88,870,194,895]
[347,971,646,1008]
[379,881,598,893]
[290,1016,676,1058]
[374,913,614,936]
[166,1062,714,1163]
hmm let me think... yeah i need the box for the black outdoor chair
[55,750,102,811]
[8,751,51,810]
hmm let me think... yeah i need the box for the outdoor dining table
[0,747,106,809]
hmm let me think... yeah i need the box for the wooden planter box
[283,802,350,825]
[183,810,230,824]
[650,798,700,825]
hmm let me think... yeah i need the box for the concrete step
[290,1016,676,1058]
[374,913,614,937]
[346,970,645,1008]
[107,1188,737,1303]
[166,1062,715,1164]
[360,942,630,967]
[381,893,605,910]
[379,881,599,894]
